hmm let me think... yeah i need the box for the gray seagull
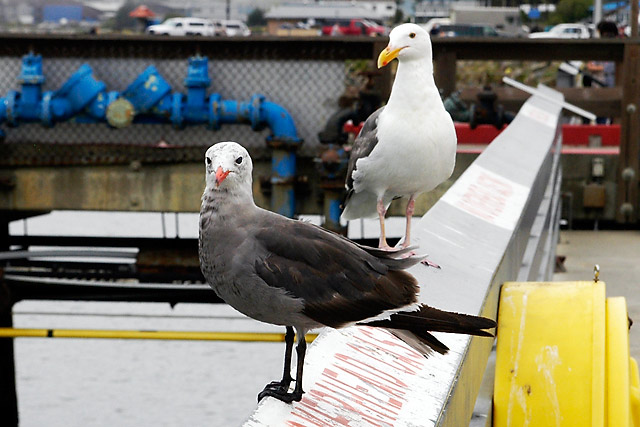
[199,141,495,404]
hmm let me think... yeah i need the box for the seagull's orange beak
[215,166,231,187]
[377,46,404,68]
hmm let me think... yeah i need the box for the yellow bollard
[494,281,606,427]
[606,297,631,427]
[631,357,640,427]
[494,281,639,427]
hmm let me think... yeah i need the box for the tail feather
[387,305,497,335]
[360,304,496,355]
[389,329,449,355]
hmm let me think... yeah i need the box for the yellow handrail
[0,328,318,342]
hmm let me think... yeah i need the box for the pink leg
[401,196,416,248]
[401,195,440,268]
[377,199,392,250]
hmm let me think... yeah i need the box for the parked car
[321,19,387,36]
[211,19,226,36]
[422,18,452,36]
[221,20,251,36]
[146,17,217,36]
[528,23,591,39]
[433,24,500,37]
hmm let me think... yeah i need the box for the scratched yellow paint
[605,297,640,427]
[494,281,606,427]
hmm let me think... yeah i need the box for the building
[451,5,523,35]
[0,0,35,25]
[322,0,397,20]
[265,1,396,35]
[185,0,282,22]
[414,0,481,23]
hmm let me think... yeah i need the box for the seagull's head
[378,23,431,68]
[204,141,253,191]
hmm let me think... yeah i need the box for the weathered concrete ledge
[246,86,564,426]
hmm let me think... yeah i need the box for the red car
[321,19,388,36]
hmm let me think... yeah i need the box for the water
[8,211,406,426]
[12,301,284,427]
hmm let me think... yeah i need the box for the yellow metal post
[631,357,640,426]
[606,297,630,427]
[494,281,640,427]
[494,281,606,427]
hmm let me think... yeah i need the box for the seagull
[199,142,495,404]
[341,23,457,250]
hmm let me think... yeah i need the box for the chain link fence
[0,36,381,161]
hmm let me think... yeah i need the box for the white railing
[246,86,564,426]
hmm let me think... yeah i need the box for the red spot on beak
[215,166,230,187]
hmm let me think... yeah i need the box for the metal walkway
[554,230,640,362]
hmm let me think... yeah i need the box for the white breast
[353,104,456,201]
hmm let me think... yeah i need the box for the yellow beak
[377,46,404,68]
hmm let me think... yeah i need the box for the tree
[391,0,405,24]
[551,0,592,24]
[113,0,138,31]
[247,8,266,27]
[393,8,404,24]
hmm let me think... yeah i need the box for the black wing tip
[340,188,354,211]
[362,304,497,350]
[416,331,449,354]
[413,304,497,332]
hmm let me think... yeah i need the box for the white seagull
[198,141,494,404]
[341,23,457,250]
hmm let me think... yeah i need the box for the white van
[146,17,217,36]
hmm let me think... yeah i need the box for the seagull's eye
[235,156,243,165]
[409,32,416,39]
[206,157,212,165]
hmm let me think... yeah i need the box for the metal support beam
[617,43,640,223]
[0,305,18,427]
[0,215,18,427]
[435,50,457,98]
[373,40,393,102]
[458,86,622,118]
[633,0,639,38]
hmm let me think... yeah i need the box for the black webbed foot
[257,383,304,403]
[264,380,289,390]
[257,377,292,401]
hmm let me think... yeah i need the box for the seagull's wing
[344,107,384,198]
[251,216,419,328]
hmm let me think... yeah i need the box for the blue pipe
[260,99,301,144]
[43,64,110,125]
[17,54,44,122]
[184,56,210,124]
[208,94,300,142]
[0,54,303,217]
[118,60,301,147]
[0,54,300,144]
